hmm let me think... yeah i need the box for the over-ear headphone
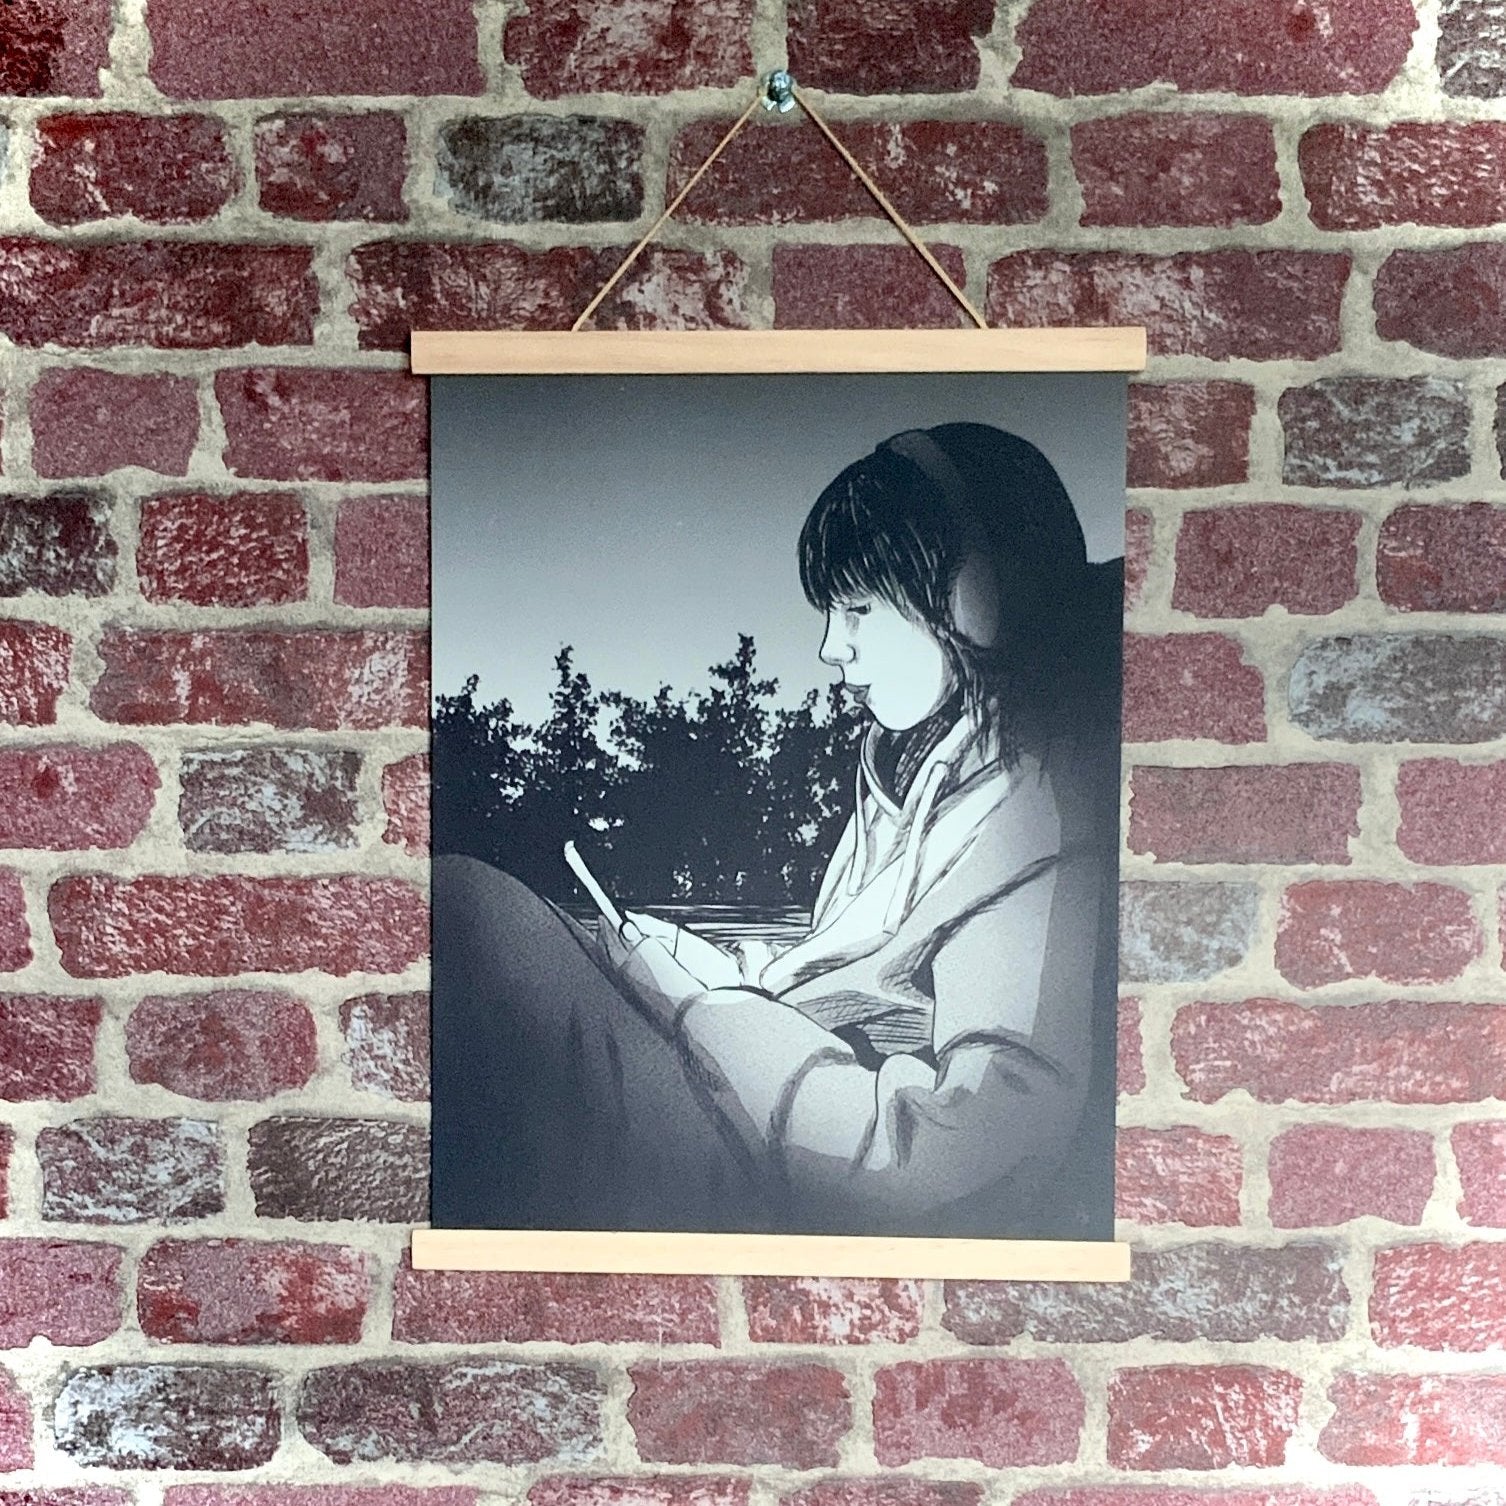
[881,430,1000,649]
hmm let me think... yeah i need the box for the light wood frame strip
[413,1228,1130,1281]
[411,327,1147,375]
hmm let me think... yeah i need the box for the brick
[1118,996,1144,1097]
[0,1371,29,1469]
[0,744,157,849]
[744,1279,922,1344]
[1380,504,1506,613]
[0,994,100,1099]
[255,113,408,223]
[91,629,428,730]
[1376,245,1506,358]
[1281,377,1470,489]
[249,1116,428,1222]
[54,1365,278,1469]
[1127,382,1254,490]
[348,242,749,350]
[0,492,116,596]
[0,1491,130,1506]
[988,251,1347,361]
[1277,881,1480,987]
[138,492,307,607]
[49,874,428,978]
[774,245,970,330]
[0,240,316,349]
[394,1260,718,1344]
[1302,123,1506,230]
[139,1239,370,1345]
[1020,1491,1377,1506]
[1290,634,1506,743]
[149,0,482,97]
[179,748,360,853]
[504,0,753,97]
[1398,760,1506,864]
[341,992,428,1101]
[1124,512,1150,611]
[0,621,70,725]
[334,496,428,608]
[40,1118,223,1224]
[1371,1244,1506,1351]
[31,369,198,478]
[1129,764,1361,865]
[381,755,428,855]
[873,1359,1081,1467]
[0,874,27,973]
[532,1483,746,1506]
[169,1491,477,1506]
[1321,1372,1506,1464]
[439,117,643,223]
[31,113,237,225]
[0,1239,122,1345]
[673,121,1047,226]
[0,0,111,95]
[945,1242,1349,1344]
[1456,1122,1506,1226]
[1074,115,1279,227]
[219,368,425,482]
[787,0,994,92]
[1120,881,1259,984]
[1173,505,1359,617]
[1174,999,1506,1105]
[1115,1128,1241,1227]
[1109,1366,1301,1470]
[1269,1126,1434,1226]
[1124,634,1265,744]
[1440,0,1506,96]
[298,1360,604,1464]
[783,1485,981,1506]
[126,991,318,1100]
[1015,0,1415,94]
[630,1362,850,1467]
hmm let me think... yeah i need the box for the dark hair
[799,422,1117,761]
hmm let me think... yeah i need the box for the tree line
[433,636,863,909]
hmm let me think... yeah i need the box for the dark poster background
[430,369,1125,1238]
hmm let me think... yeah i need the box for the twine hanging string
[572,76,989,333]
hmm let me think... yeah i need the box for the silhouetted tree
[433,637,860,911]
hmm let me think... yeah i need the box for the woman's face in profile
[819,594,954,732]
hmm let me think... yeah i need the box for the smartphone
[563,841,625,932]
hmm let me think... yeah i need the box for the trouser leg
[430,854,764,1232]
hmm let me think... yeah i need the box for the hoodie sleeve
[673,847,1097,1221]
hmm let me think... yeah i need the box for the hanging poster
[414,329,1141,1279]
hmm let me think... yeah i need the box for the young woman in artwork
[432,421,1122,1239]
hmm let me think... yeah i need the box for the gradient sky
[432,371,1126,724]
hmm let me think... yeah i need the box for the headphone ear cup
[950,554,999,648]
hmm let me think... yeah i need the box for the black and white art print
[430,364,1126,1248]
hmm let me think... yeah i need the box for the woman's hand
[596,917,705,1029]
[622,911,743,989]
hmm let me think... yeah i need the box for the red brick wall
[2,0,1505,1488]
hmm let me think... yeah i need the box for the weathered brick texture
[630,1363,851,1467]
[1,0,1502,1495]
[393,1262,720,1345]
[873,1360,1082,1467]
[30,369,199,477]
[30,113,239,225]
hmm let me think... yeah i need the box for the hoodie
[673,709,1119,1237]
